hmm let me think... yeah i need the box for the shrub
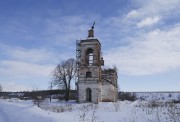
[118,92,137,101]
[124,92,137,101]
[31,91,46,107]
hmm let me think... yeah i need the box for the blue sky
[0,0,180,92]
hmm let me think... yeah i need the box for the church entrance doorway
[86,88,92,102]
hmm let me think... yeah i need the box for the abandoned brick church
[76,23,118,103]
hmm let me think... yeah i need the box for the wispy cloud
[126,0,180,29]
[1,81,31,92]
[104,25,180,75]
[0,42,75,91]
[0,14,86,91]
[0,60,53,77]
[137,16,161,28]
[0,44,55,63]
[99,0,180,75]
[126,10,140,19]
[178,82,180,86]
[133,0,180,16]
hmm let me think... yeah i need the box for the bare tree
[52,58,76,101]
[0,84,2,92]
[0,84,2,98]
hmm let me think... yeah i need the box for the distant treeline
[119,91,180,101]
[0,90,76,100]
[0,90,179,101]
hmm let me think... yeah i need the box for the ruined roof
[102,68,117,74]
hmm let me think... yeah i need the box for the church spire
[88,21,95,38]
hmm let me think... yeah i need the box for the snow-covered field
[0,98,179,122]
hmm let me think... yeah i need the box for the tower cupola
[88,22,95,38]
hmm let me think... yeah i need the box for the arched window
[86,71,92,78]
[86,48,93,65]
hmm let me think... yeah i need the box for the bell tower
[76,22,104,103]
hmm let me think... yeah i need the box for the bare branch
[51,58,76,101]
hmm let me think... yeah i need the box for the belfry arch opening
[86,48,93,65]
[86,88,92,102]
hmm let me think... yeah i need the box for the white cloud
[41,15,94,45]
[135,0,180,16]
[177,82,180,85]
[0,43,76,92]
[2,81,31,92]
[137,16,161,28]
[6,47,55,63]
[127,10,139,19]
[93,1,180,76]
[125,0,180,28]
[0,60,53,77]
[0,44,59,78]
[104,25,180,75]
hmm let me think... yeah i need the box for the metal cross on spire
[91,21,95,30]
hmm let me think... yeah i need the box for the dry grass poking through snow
[39,99,179,122]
